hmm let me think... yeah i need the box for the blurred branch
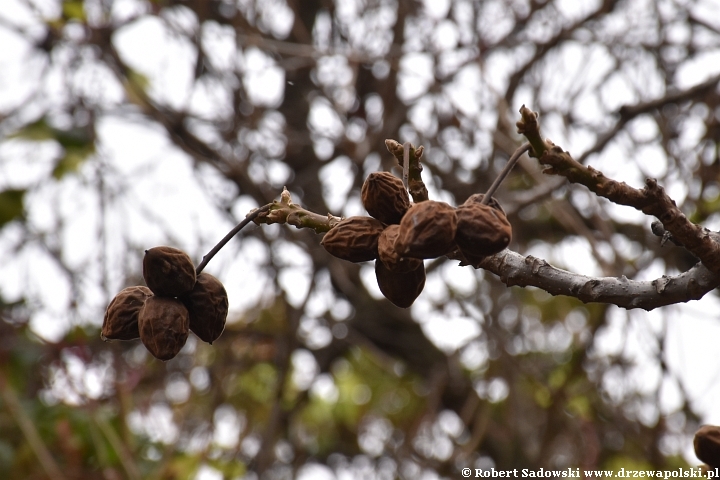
[94,413,142,480]
[97,37,270,203]
[689,12,720,35]
[617,73,720,119]
[577,73,720,164]
[501,0,618,108]
[0,370,68,480]
[237,32,403,64]
[251,300,299,474]
[502,171,565,214]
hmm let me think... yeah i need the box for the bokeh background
[2,0,720,478]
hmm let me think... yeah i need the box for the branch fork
[519,107,720,276]
[253,187,342,234]
[194,105,720,311]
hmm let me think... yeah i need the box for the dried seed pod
[395,201,457,259]
[462,193,505,214]
[101,286,152,341]
[361,172,410,224]
[695,425,720,467]
[454,203,512,258]
[138,296,189,361]
[377,224,423,273]
[143,246,197,297]
[181,273,229,344]
[321,216,385,263]
[374,259,426,308]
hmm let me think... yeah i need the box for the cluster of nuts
[101,246,229,361]
[321,172,512,308]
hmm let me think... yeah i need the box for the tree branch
[477,249,719,311]
[542,149,720,266]
[196,203,273,274]
[516,105,551,158]
[236,128,720,311]
[253,187,342,234]
[517,106,720,275]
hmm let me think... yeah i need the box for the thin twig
[481,143,532,204]
[196,203,272,274]
[402,141,410,190]
[385,139,428,202]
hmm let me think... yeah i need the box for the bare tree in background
[1,0,720,478]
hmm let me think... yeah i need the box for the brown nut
[377,224,423,273]
[181,273,229,344]
[695,425,720,468]
[361,172,410,224]
[138,296,189,361]
[143,246,197,297]
[395,201,457,259]
[454,203,511,258]
[101,286,152,341]
[375,259,426,308]
[321,216,386,263]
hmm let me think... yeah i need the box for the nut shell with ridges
[143,246,197,297]
[361,172,410,224]
[455,203,512,258]
[139,296,189,361]
[377,224,423,273]
[695,425,720,468]
[395,201,457,259]
[181,273,229,344]
[101,286,152,341]
[321,216,386,263]
[374,259,426,308]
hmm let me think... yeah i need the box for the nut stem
[403,141,410,190]
[196,203,272,274]
[481,142,532,205]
